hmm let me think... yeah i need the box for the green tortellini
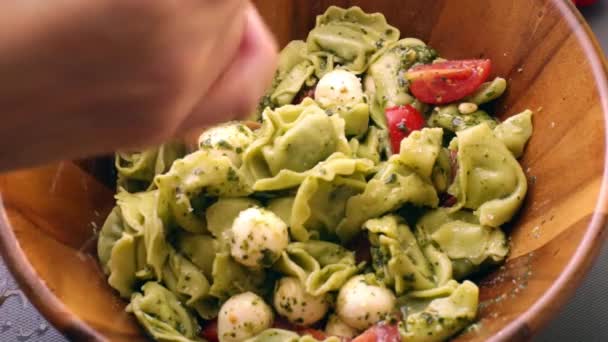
[98,206,127,274]
[337,128,442,241]
[99,189,171,298]
[399,281,479,341]
[274,241,358,296]
[271,41,316,106]
[256,40,313,115]
[175,231,217,279]
[416,208,509,280]
[428,104,498,133]
[431,148,452,193]
[253,153,373,241]
[403,279,460,300]
[338,104,370,137]
[420,245,454,287]
[272,61,315,106]
[116,142,185,193]
[245,329,300,342]
[364,215,435,294]
[493,109,533,158]
[350,126,389,164]
[115,190,169,280]
[245,329,342,342]
[432,222,508,268]
[367,38,437,128]
[209,253,267,301]
[162,248,217,319]
[242,99,351,181]
[307,6,400,76]
[267,196,295,224]
[465,77,508,105]
[107,232,147,298]
[155,149,251,233]
[277,41,311,78]
[127,282,202,342]
[252,152,373,192]
[448,123,528,227]
[290,174,367,241]
[394,127,444,182]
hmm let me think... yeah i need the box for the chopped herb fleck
[259,249,275,267]
[397,121,409,133]
[227,168,238,182]
[217,139,233,149]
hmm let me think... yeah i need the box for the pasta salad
[98,6,533,342]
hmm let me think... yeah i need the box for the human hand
[0,0,278,170]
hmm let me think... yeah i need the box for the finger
[180,4,278,131]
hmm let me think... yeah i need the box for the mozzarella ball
[274,277,329,326]
[217,292,273,342]
[198,123,254,166]
[314,69,364,109]
[325,314,359,339]
[230,207,289,268]
[336,275,396,330]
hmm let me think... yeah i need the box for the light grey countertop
[0,4,605,342]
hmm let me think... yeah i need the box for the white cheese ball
[314,69,364,109]
[336,275,396,330]
[198,123,254,166]
[217,292,273,342]
[325,314,359,339]
[274,277,329,326]
[230,207,289,268]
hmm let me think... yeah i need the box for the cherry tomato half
[299,328,328,341]
[406,59,491,104]
[385,105,426,154]
[200,320,219,342]
[273,318,329,340]
[352,323,401,342]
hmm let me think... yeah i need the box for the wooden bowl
[0,0,607,341]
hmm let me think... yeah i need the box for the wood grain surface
[0,0,607,341]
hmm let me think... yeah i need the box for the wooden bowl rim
[0,196,105,341]
[0,2,607,341]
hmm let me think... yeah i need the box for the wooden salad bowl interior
[0,0,607,341]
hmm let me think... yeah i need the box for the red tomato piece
[406,59,491,104]
[440,193,457,208]
[349,234,372,264]
[272,317,295,331]
[200,320,219,342]
[293,86,316,104]
[385,105,426,154]
[352,323,401,342]
[299,327,328,340]
[272,318,329,340]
